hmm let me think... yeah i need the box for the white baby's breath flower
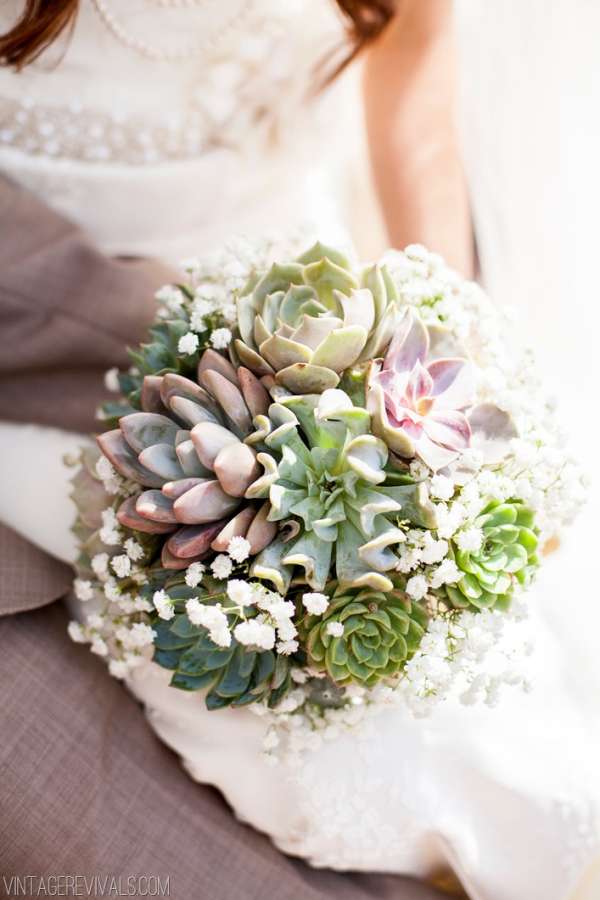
[184,561,205,587]
[302,592,329,615]
[85,613,104,630]
[153,589,175,621]
[190,297,215,332]
[177,332,199,356]
[74,579,93,602]
[477,470,499,496]
[91,636,108,657]
[186,599,232,647]
[117,622,156,650]
[210,327,232,350]
[406,574,428,600]
[99,507,121,546]
[133,595,153,613]
[436,502,467,539]
[420,534,449,565]
[227,535,251,563]
[430,474,455,501]
[104,579,122,603]
[211,554,233,580]
[455,526,484,553]
[234,619,276,650]
[192,295,216,313]
[194,283,222,303]
[179,257,201,277]
[396,546,422,574]
[104,367,120,393]
[68,621,86,644]
[185,598,204,627]
[326,621,344,638]
[276,639,299,656]
[95,454,114,481]
[460,448,484,471]
[276,618,298,642]
[220,302,237,324]
[405,243,430,261]
[124,538,144,562]
[91,553,110,581]
[108,659,129,679]
[226,579,253,607]
[111,554,131,579]
[430,558,461,589]
[155,284,184,313]
[95,455,120,494]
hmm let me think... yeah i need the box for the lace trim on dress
[0,95,226,165]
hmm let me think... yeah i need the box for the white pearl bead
[90,0,254,63]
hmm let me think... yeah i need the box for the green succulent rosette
[244,388,438,596]
[302,587,429,688]
[440,499,540,612]
[232,242,401,394]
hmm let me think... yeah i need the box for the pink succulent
[367,308,476,471]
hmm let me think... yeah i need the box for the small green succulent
[302,587,429,687]
[441,499,539,611]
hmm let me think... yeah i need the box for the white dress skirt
[1,2,600,898]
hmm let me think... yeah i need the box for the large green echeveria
[232,242,401,394]
[244,388,438,595]
[441,499,539,611]
[303,588,429,688]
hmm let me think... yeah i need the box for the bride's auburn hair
[0,0,398,70]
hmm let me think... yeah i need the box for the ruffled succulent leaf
[250,536,294,595]
[282,530,333,591]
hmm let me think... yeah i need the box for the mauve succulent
[97,350,276,570]
[367,308,478,472]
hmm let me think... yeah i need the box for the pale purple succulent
[367,308,477,471]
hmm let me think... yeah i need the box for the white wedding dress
[1,2,600,899]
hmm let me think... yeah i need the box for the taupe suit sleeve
[0,176,176,433]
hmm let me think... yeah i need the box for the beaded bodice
[0,1,351,259]
[0,0,343,166]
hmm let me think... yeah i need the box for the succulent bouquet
[69,239,583,755]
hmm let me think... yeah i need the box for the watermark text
[2,875,170,897]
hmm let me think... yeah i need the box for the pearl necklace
[90,0,254,62]
[151,0,207,7]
